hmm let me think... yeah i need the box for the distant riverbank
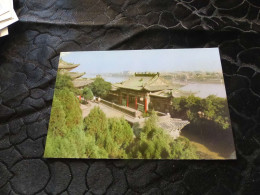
[84,75,130,84]
[180,83,227,98]
[85,75,227,98]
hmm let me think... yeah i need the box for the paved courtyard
[81,101,142,124]
[81,101,189,139]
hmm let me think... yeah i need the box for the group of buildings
[58,59,192,139]
[58,59,187,114]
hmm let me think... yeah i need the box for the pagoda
[58,59,94,89]
[59,59,80,72]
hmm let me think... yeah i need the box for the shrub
[90,77,111,98]
[47,95,67,137]
[55,72,74,90]
[55,88,83,129]
[82,87,94,100]
[84,107,108,138]
[45,127,88,158]
[108,118,133,148]
[131,111,197,159]
[171,95,231,130]
[85,134,109,158]
[83,107,134,158]
[45,73,86,158]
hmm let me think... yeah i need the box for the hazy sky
[60,48,223,75]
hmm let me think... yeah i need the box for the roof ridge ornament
[134,72,159,77]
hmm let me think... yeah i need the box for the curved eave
[68,72,86,79]
[58,62,80,70]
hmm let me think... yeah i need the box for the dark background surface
[0,0,260,194]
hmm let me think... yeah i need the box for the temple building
[107,72,175,113]
[59,59,80,72]
[72,78,94,89]
[58,59,93,89]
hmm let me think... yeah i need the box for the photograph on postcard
[44,48,236,159]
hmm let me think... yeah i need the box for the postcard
[0,0,18,30]
[0,27,8,37]
[0,0,9,16]
[44,48,236,159]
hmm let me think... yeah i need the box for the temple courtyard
[81,100,189,140]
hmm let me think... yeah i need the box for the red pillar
[144,98,147,112]
[79,95,81,101]
[135,97,138,110]
[126,95,129,107]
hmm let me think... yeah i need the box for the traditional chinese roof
[171,89,195,97]
[111,84,118,91]
[72,78,94,88]
[58,59,79,71]
[114,72,174,92]
[67,72,86,80]
[150,89,173,98]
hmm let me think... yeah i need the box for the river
[87,75,227,98]
[180,83,227,98]
[86,75,129,84]
[103,76,129,83]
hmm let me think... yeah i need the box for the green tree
[171,94,232,151]
[84,106,109,147]
[131,111,197,159]
[185,95,202,122]
[55,88,83,129]
[171,95,230,129]
[83,107,135,158]
[201,95,230,129]
[82,87,94,100]
[84,134,109,158]
[44,73,87,158]
[108,118,134,155]
[55,72,74,90]
[55,71,80,94]
[169,137,197,159]
[44,90,86,158]
[90,77,111,98]
[47,95,67,137]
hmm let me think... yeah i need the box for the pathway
[81,101,142,123]
[81,101,190,140]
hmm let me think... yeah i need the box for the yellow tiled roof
[114,73,173,91]
[58,59,79,70]
[72,78,94,88]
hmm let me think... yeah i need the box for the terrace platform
[81,100,189,139]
